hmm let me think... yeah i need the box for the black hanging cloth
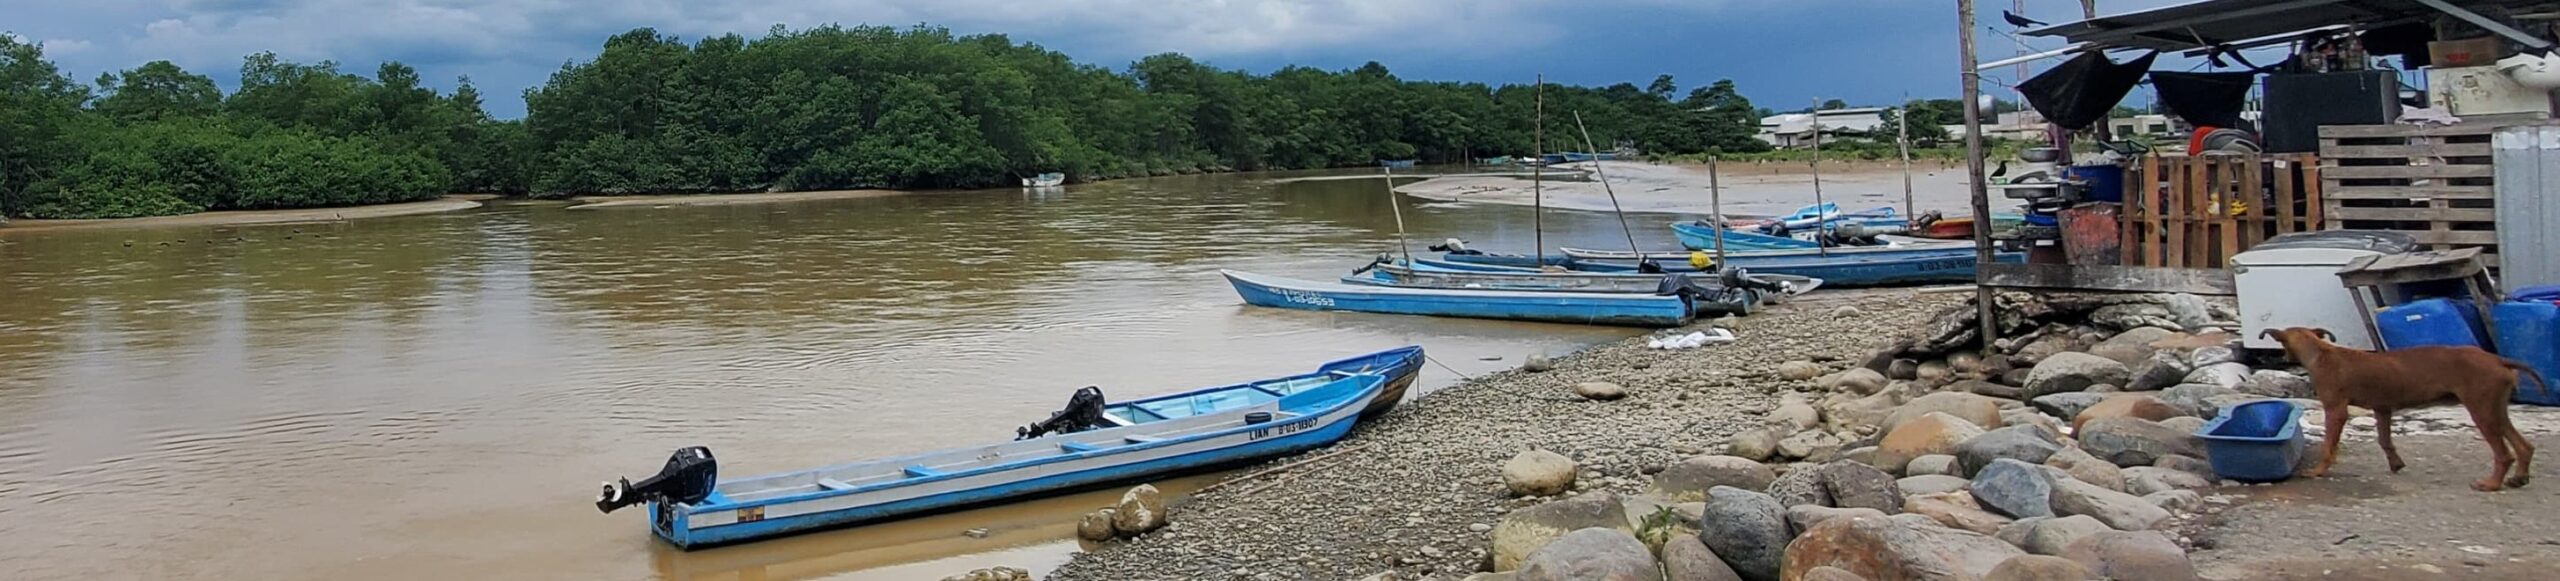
[2017,51,2160,130]
[2150,71,2256,130]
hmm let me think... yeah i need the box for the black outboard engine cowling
[596,446,717,514]
[1017,386,1107,440]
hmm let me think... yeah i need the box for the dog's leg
[2375,408,2406,473]
[2309,405,2349,478]
[2466,400,2514,491]
[2498,403,2534,489]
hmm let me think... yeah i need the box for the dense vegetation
[8,25,1836,219]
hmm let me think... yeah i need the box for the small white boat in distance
[1023,172,1066,187]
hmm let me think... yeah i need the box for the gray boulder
[2089,327,2176,366]
[1077,507,1119,542]
[1994,516,2047,549]
[2088,294,2211,331]
[1777,430,1846,462]
[2158,384,2242,418]
[1517,527,1664,581]
[2144,489,2203,513]
[1785,505,1889,537]
[2022,353,2129,399]
[1505,450,1580,496]
[1697,486,1790,581]
[2021,514,2113,556]
[1492,491,1634,571]
[1767,464,1833,508]
[1781,511,2027,581]
[1525,354,1557,372]
[1652,455,1779,503]
[1888,359,1921,381]
[2188,345,2239,368]
[2124,351,2193,391]
[1779,360,1826,381]
[2120,467,2213,496]
[1903,491,2015,534]
[1839,446,1882,468]
[1728,428,1781,462]
[2049,476,2172,531]
[1769,401,1822,432]
[2242,370,2313,399]
[1985,555,2094,581]
[2044,446,2127,493]
[2151,455,2217,480]
[1955,426,2064,477]
[2183,362,2251,390]
[1113,484,1168,535]
[1876,412,1986,475]
[2159,416,2207,435]
[1575,381,1629,401]
[2077,417,2206,467]
[1883,392,2009,432]
[1898,474,1972,496]
[1826,368,1889,395]
[1969,459,2056,519]
[1661,535,1744,581]
[2028,393,2109,422]
[2062,531,2200,581]
[1957,379,2028,400]
[1905,454,1961,477]
[1817,460,1904,514]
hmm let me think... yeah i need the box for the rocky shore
[1048,289,1964,580]
[1047,286,2555,581]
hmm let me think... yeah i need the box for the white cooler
[2230,231,2418,350]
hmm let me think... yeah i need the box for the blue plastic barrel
[2495,299,2560,406]
[2197,400,2306,483]
[2377,297,2486,349]
[2067,165,2126,203]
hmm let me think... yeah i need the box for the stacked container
[2496,285,2560,405]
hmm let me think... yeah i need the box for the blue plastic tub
[2376,297,2486,350]
[2067,165,2126,203]
[2196,400,2306,483]
[2495,299,2560,406]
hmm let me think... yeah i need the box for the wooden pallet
[2318,123,2511,267]
[2121,153,2323,269]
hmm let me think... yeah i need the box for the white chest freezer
[2231,231,2418,350]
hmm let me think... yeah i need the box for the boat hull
[1433,248,2021,287]
[1669,222,1820,251]
[1225,270,1693,327]
[641,347,1421,549]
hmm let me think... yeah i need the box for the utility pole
[1961,0,2000,352]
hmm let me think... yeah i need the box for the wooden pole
[1961,0,2001,350]
[1899,94,1917,219]
[1385,166,1412,263]
[1710,157,1728,259]
[1810,98,1830,259]
[1572,111,1645,255]
[1533,75,1545,260]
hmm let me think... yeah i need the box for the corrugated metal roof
[2024,0,2559,51]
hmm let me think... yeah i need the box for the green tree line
[4,25,1793,219]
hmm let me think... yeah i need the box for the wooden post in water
[1533,75,1545,261]
[1810,98,1830,259]
[1384,166,1413,263]
[1710,157,1728,259]
[1959,0,2001,351]
[1899,94,1917,219]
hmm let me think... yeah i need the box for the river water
[0,170,1706,580]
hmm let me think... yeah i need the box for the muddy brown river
[0,170,1711,580]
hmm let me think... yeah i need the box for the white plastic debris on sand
[1649,328,1736,350]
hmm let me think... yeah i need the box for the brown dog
[2261,327,2550,491]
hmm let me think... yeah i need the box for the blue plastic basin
[2496,299,2560,406]
[2196,400,2306,483]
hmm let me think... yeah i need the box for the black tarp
[2151,71,2256,129]
[2018,51,2159,130]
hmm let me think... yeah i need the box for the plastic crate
[2196,400,2306,483]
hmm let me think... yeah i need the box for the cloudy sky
[6,0,2191,118]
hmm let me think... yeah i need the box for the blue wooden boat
[1379,159,1418,169]
[1430,247,2021,287]
[1346,262,1824,296]
[593,346,1423,549]
[1669,222,1824,251]
[1224,269,1694,327]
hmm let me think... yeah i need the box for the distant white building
[1943,110,2054,142]
[1756,108,1888,149]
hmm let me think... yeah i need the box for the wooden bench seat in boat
[902,465,945,478]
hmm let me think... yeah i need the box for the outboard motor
[596,446,718,514]
[1351,253,1391,275]
[1017,386,1108,440]
[1720,267,1789,295]
[1636,259,1666,274]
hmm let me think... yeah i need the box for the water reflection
[0,169,1649,580]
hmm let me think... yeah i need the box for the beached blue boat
[1669,222,1824,251]
[1430,246,2020,287]
[1225,269,1694,327]
[1477,156,1515,165]
[1345,262,1822,296]
[593,347,1423,549]
[1379,159,1418,168]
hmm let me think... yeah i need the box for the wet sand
[1393,160,1981,219]
[0,195,491,234]
[568,189,903,209]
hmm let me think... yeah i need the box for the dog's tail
[2503,359,2553,400]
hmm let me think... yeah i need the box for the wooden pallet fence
[2318,122,2511,267]
[2120,153,2324,268]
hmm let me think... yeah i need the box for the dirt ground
[2193,405,2560,580]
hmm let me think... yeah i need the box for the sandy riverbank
[566,189,902,209]
[1394,160,1979,219]
[0,195,493,234]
